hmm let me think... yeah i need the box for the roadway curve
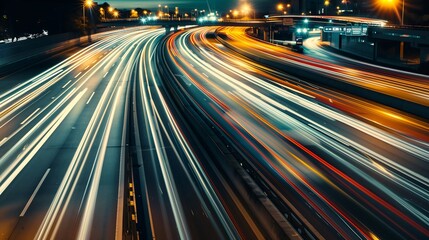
[218,27,429,119]
[163,26,429,240]
[0,26,277,240]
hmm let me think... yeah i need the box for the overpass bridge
[99,16,429,72]
[101,15,387,32]
[100,15,388,39]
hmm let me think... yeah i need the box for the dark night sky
[1,0,428,36]
[107,0,429,12]
[107,0,243,11]
[2,0,81,35]
[106,0,429,24]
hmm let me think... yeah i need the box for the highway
[1,24,428,240]
[0,26,159,239]
[0,26,279,240]
[164,26,429,239]
[220,27,429,110]
[130,28,241,240]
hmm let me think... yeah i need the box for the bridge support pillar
[173,25,178,32]
[263,30,269,42]
[165,26,171,34]
[321,31,330,41]
[420,47,429,73]
[373,40,378,62]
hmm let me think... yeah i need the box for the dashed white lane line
[74,72,82,78]
[62,80,72,89]
[86,92,95,105]
[20,168,51,217]
[20,108,40,125]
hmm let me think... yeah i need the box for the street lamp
[241,4,255,19]
[324,0,330,15]
[378,0,404,25]
[165,5,169,17]
[233,10,239,18]
[277,3,284,13]
[83,0,93,31]
[277,3,291,14]
[99,7,105,21]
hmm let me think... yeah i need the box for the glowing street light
[99,7,105,20]
[241,4,250,14]
[85,0,93,7]
[378,0,405,25]
[233,10,239,18]
[277,3,291,13]
[323,0,330,15]
[241,4,255,19]
[130,9,138,18]
[83,0,93,31]
[378,0,397,7]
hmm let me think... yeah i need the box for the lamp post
[233,10,239,19]
[165,5,169,19]
[277,3,284,14]
[400,0,405,60]
[241,4,255,19]
[83,0,93,41]
[378,0,404,25]
[83,0,93,30]
[324,0,330,15]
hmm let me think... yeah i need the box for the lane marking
[86,92,95,105]
[20,168,51,217]
[20,108,40,125]
[74,72,82,78]
[62,80,72,89]
[202,73,209,78]
[103,71,109,78]
[0,137,8,147]
[84,65,90,70]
